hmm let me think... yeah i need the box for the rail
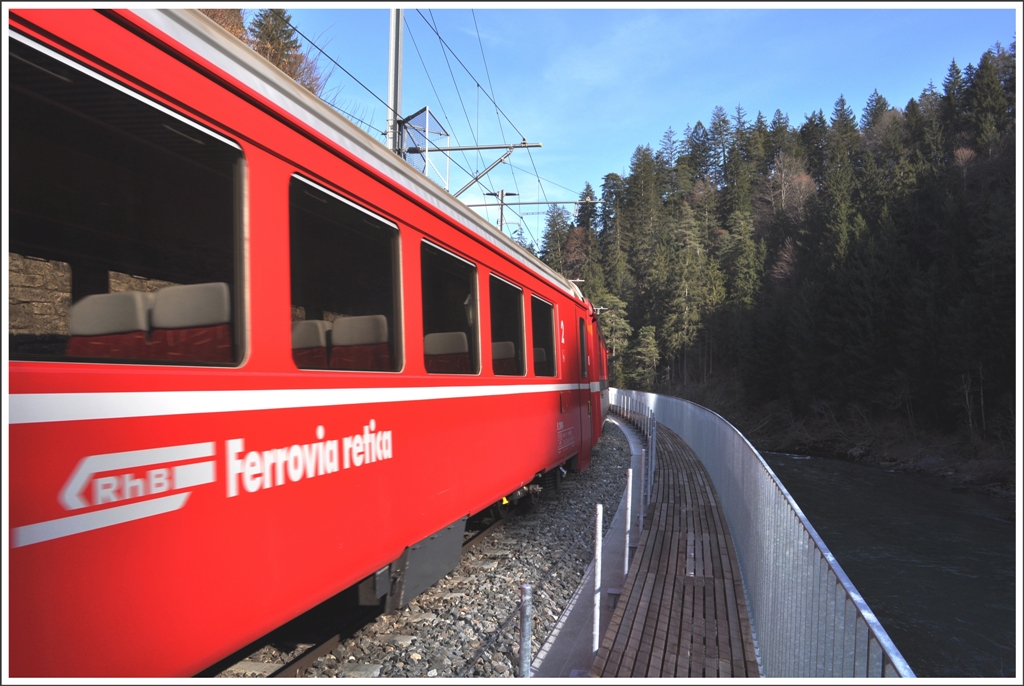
[609,388,915,678]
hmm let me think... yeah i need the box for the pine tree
[941,59,967,150]
[622,145,664,328]
[768,109,796,163]
[830,94,861,154]
[663,244,723,385]
[656,127,683,199]
[685,121,712,184]
[963,51,1007,156]
[249,9,302,71]
[248,9,328,97]
[688,178,721,253]
[720,210,764,310]
[599,173,631,300]
[707,106,733,188]
[199,9,249,43]
[989,40,1015,124]
[748,111,771,178]
[722,136,752,219]
[575,183,606,296]
[626,325,659,391]
[540,205,572,273]
[861,89,891,131]
[799,109,828,186]
[592,293,631,388]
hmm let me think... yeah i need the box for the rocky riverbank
[666,380,1016,502]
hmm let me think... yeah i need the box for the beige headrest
[69,291,153,336]
[151,282,230,329]
[493,341,515,360]
[332,314,388,346]
[292,320,330,348]
[425,331,468,355]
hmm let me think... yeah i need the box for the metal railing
[609,394,657,531]
[609,388,915,678]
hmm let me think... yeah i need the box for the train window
[531,296,556,377]
[490,275,525,376]
[422,242,478,374]
[579,317,589,379]
[289,176,400,372]
[8,36,244,366]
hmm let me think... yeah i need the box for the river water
[761,452,1017,678]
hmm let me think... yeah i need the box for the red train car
[6,9,608,677]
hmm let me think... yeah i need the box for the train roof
[131,9,581,301]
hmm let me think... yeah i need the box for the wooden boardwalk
[591,423,759,678]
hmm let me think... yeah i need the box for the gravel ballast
[304,422,633,678]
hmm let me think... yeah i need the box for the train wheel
[542,467,563,492]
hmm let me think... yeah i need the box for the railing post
[624,468,632,574]
[646,441,652,505]
[593,503,603,654]
[639,448,645,532]
[519,583,532,678]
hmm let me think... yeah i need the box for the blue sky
[283,5,1019,248]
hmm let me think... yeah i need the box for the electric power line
[270,9,391,136]
[272,9,557,246]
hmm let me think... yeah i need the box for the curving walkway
[591,422,760,677]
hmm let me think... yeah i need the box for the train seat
[330,314,390,371]
[149,282,233,363]
[424,331,471,374]
[292,319,331,369]
[66,291,154,359]
[492,341,517,375]
[534,347,551,376]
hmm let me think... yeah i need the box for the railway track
[208,425,629,679]
[210,503,519,678]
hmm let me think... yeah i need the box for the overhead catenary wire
[272,9,567,249]
[270,9,389,137]
[414,11,539,246]
[469,10,541,246]
[418,9,547,245]
[403,17,500,219]
[414,9,527,141]
[422,8,527,238]
[413,11,485,201]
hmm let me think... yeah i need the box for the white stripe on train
[10,383,600,425]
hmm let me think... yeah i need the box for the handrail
[610,388,915,678]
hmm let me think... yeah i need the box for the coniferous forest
[539,41,1017,482]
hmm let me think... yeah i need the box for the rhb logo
[12,421,394,548]
[12,442,217,548]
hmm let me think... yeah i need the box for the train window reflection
[289,176,400,372]
[532,297,556,377]
[422,242,478,374]
[579,317,589,379]
[490,275,525,376]
[8,38,243,365]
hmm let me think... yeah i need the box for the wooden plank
[594,423,760,678]
[633,531,668,676]
[664,573,684,677]
[649,527,681,677]
[593,527,650,675]
[617,571,657,677]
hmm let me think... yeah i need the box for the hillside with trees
[200,8,331,98]
[541,42,1017,493]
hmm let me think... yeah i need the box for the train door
[575,311,593,471]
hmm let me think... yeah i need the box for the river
[761,452,1017,678]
